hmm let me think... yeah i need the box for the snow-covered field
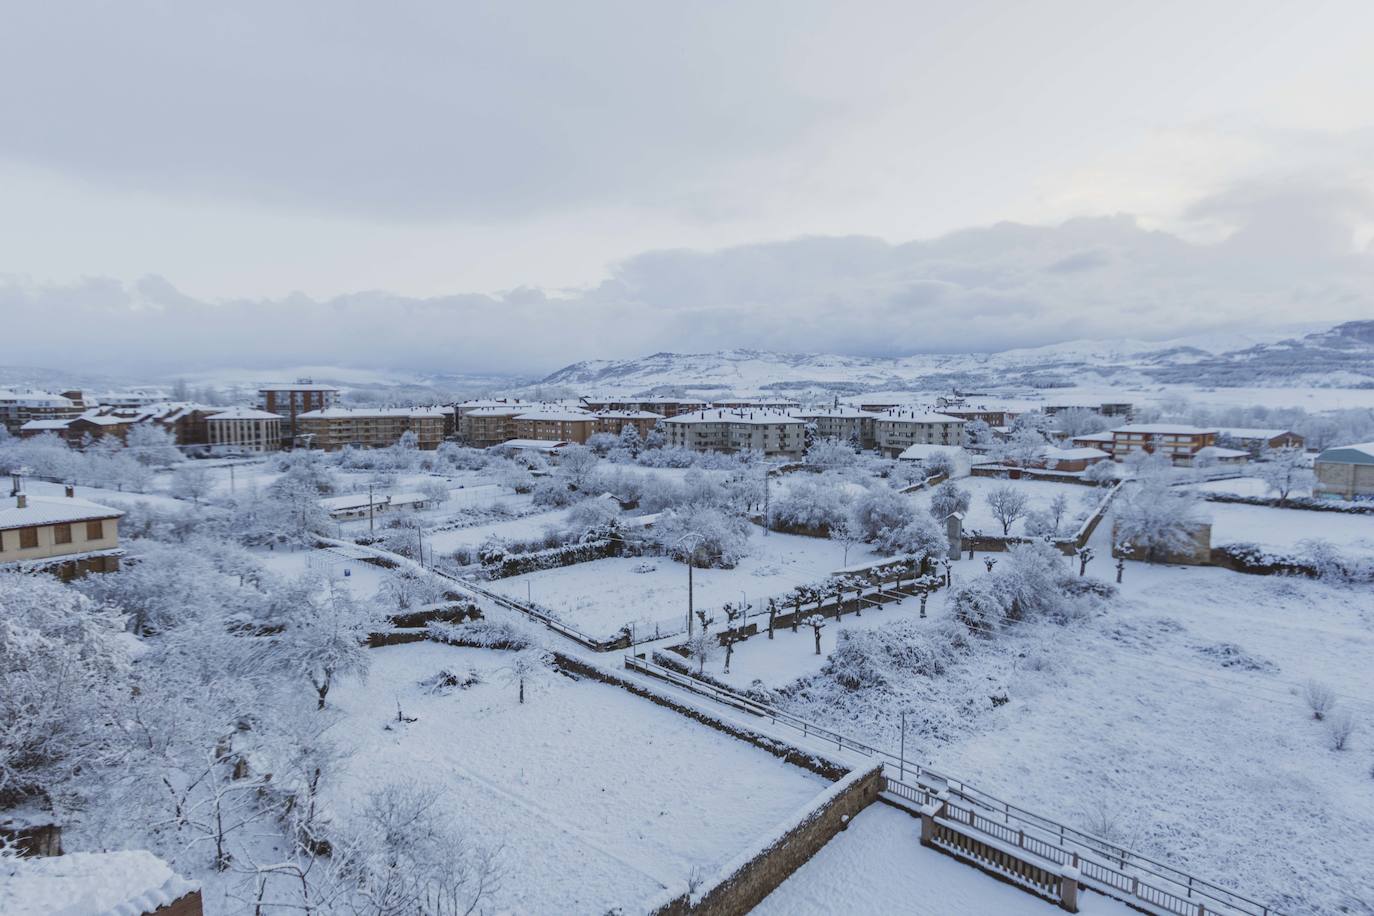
[761,544,1374,915]
[754,802,1135,915]
[908,475,1099,538]
[1206,502,1374,557]
[323,643,829,914]
[1191,476,1297,499]
[487,530,883,639]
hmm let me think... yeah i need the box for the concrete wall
[1315,460,1374,500]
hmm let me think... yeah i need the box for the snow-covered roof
[1,494,123,531]
[298,406,446,419]
[18,419,72,431]
[1316,441,1374,465]
[594,410,663,420]
[515,409,595,421]
[1044,446,1110,460]
[207,407,282,421]
[3,850,200,916]
[1070,431,1114,443]
[465,405,531,417]
[1112,424,1218,435]
[489,438,569,451]
[258,383,340,392]
[1195,446,1250,459]
[875,411,964,424]
[1218,428,1295,440]
[793,407,880,419]
[897,443,964,461]
[663,410,805,426]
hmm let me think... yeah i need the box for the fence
[624,655,1278,916]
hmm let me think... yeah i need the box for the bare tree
[985,485,1029,537]
[501,649,552,704]
[804,614,826,655]
[1256,447,1314,506]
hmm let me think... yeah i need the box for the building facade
[873,411,966,458]
[206,408,283,453]
[512,409,596,445]
[662,410,805,458]
[1313,442,1374,500]
[795,407,879,450]
[258,382,340,445]
[0,390,95,435]
[1218,428,1305,456]
[458,406,526,447]
[0,490,122,578]
[1106,425,1219,465]
[594,410,662,439]
[296,407,446,450]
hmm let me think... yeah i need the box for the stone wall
[649,764,885,916]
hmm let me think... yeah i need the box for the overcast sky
[3,1,1373,376]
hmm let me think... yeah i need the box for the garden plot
[908,475,1099,538]
[323,643,828,915]
[754,802,1134,916]
[488,530,885,640]
[1191,475,1306,500]
[424,506,576,554]
[1205,502,1374,558]
[252,545,392,601]
[775,558,1374,916]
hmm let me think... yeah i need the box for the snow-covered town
[4,5,1374,915]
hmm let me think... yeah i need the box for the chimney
[65,485,75,498]
[16,494,26,509]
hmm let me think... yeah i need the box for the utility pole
[229,464,235,497]
[900,711,907,782]
[687,558,694,637]
[762,467,770,536]
[368,484,374,535]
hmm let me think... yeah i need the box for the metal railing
[625,655,1278,916]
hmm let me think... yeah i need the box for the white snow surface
[2,849,198,916]
[320,643,828,915]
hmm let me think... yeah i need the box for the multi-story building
[1106,424,1218,465]
[1,488,123,579]
[873,411,966,458]
[661,410,805,458]
[1218,428,1305,456]
[0,389,95,435]
[454,398,531,419]
[258,381,339,445]
[513,409,596,445]
[794,407,880,450]
[459,405,528,447]
[296,407,446,450]
[711,397,801,411]
[594,410,662,439]
[940,407,1018,427]
[1314,442,1374,500]
[207,407,283,453]
[20,412,134,447]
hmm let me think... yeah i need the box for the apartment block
[795,407,880,450]
[661,410,805,458]
[512,409,596,445]
[873,411,966,458]
[296,407,446,450]
[258,381,339,444]
[206,407,283,453]
[1107,424,1218,465]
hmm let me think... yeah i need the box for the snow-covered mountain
[538,322,1374,396]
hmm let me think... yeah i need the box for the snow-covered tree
[928,481,971,520]
[1055,408,1112,438]
[170,463,214,504]
[1000,428,1047,468]
[984,485,1029,536]
[654,505,752,568]
[1255,447,1314,505]
[771,477,850,534]
[0,574,130,810]
[585,432,620,456]
[277,579,381,709]
[1083,460,1118,486]
[531,477,575,508]
[378,567,447,612]
[617,423,643,456]
[852,487,915,542]
[806,438,859,470]
[874,511,948,561]
[1113,478,1203,563]
[501,649,552,704]
[126,423,186,467]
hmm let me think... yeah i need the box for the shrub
[1303,679,1336,721]
[1327,710,1355,751]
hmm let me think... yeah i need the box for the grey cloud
[5,185,1371,376]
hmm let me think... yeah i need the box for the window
[19,527,38,549]
[54,523,72,544]
[86,520,104,540]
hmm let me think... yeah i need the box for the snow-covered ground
[754,802,1135,915]
[424,507,576,554]
[322,643,829,914]
[907,476,1099,538]
[253,545,393,600]
[1205,502,1374,557]
[487,530,884,639]
[758,537,1374,915]
[1191,476,1298,499]
[25,478,197,513]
